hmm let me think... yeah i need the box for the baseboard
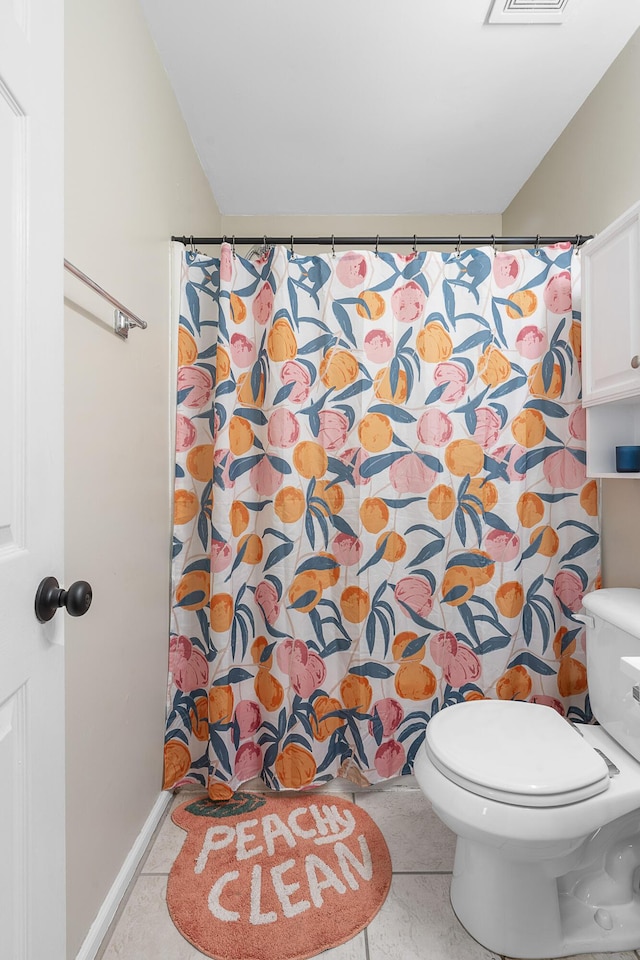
[74,790,172,960]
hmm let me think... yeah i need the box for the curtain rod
[171,234,592,248]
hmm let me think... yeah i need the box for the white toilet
[414,587,640,958]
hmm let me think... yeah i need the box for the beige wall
[504,28,640,588]
[64,1,220,956]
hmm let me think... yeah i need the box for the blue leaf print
[489,375,528,399]
[477,635,512,655]
[560,536,599,563]
[452,357,475,379]
[483,512,514,534]
[358,535,391,575]
[424,383,448,405]
[332,302,356,347]
[266,455,292,474]
[358,451,408,479]
[541,350,556,392]
[389,357,401,397]
[349,663,394,680]
[453,330,493,354]
[508,652,556,676]
[216,379,237,397]
[334,379,372,402]
[297,555,340,575]
[298,334,336,355]
[457,604,479,645]
[382,496,424,508]
[197,511,208,550]
[331,514,358,538]
[321,638,352,658]
[185,282,201,333]
[365,613,377,655]
[443,279,456,323]
[273,382,297,406]
[404,731,427,771]
[446,552,494,570]
[514,445,561,474]
[416,453,444,473]
[179,313,195,337]
[229,454,263,481]
[524,399,569,419]
[369,403,417,422]
[287,277,299,322]
[213,668,254,686]
[264,541,295,572]
[400,634,428,659]
[452,507,467,548]
[235,408,268,425]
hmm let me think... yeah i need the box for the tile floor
[96,777,640,960]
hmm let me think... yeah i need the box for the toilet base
[450,826,640,959]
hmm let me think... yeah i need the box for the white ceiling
[139,0,640,216]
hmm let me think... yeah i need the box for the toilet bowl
[414,588,640,958]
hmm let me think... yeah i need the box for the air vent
[487,0,570,24]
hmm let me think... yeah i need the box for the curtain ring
[375,235,379,257]
[574,234,582,255]
[413,234,417,255]
[231,235,236,260]
[456,235,462,258]
[535,235,540,257]
[189,235,196,255]
[331,234,336,258]
[263,234,268,254]
[491,235,497,256]
[290,236,295,257]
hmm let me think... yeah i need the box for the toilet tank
[581,587,640,762]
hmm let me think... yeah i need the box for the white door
[0,1,65,958]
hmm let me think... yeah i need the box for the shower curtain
[165,242,599,800]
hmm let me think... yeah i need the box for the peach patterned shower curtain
[164,242,599,800]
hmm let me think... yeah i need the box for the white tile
[242,774,420,794]
[504,954,638,960]
[99,875,204,959]
[363,774,420,791]
[242,776,357,794]
[99,874,369,960]
[308,930,367,960]
[141,791,191,874]
[354,789,457,872]
[367,874,499,960]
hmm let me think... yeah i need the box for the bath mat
[167,791,392,960]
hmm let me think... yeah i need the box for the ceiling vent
[487,0,570,24]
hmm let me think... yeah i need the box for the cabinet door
[582,201,640,405]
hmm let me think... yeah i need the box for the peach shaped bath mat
[167,791,392,960]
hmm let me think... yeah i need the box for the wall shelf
[586,398,640,478]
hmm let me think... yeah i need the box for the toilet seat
[425,700,610,807]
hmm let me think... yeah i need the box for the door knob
[631,355,640,369]
[34,576,92,623]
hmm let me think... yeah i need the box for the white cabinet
[583,201,640,478]
[582,201,640,406]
